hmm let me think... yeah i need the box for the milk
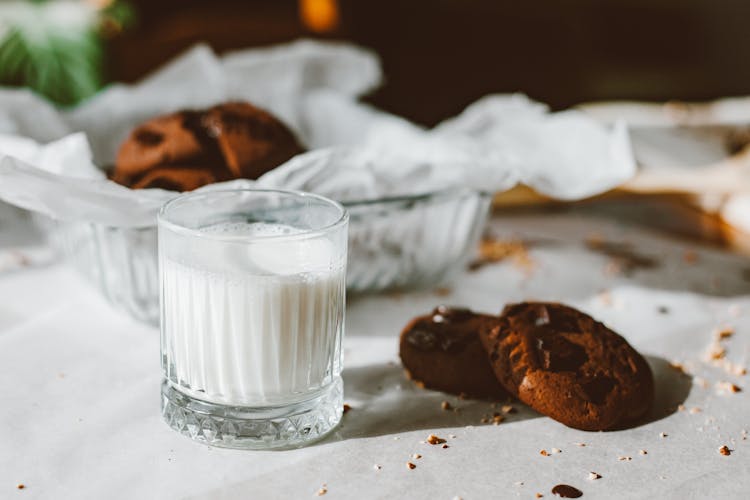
[160,222,346,406]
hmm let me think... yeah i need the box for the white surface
[1,204,750,499]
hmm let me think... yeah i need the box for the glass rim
[157,188,348,243]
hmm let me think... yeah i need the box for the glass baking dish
[53,187,491,325]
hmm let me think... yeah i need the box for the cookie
[480,302,653,430]
[399,306,507,399]
[111,102,304,191]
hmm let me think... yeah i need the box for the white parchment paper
[0,41,634,227]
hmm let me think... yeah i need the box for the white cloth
[1,202,748,499]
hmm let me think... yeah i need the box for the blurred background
[3,0,750,125]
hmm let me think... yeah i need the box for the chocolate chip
[405,327,474,353]
[551,484,583,498]
[579,375,616,404]
[535,336,588,372]
[134,128,164,146]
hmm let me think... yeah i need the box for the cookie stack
[400,302,654,431]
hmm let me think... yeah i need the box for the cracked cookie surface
[480,302,653,430]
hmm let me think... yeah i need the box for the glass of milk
[157,189,348,449]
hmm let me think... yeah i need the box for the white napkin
[0,40,636,227]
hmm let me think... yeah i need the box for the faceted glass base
[161,377,343,449]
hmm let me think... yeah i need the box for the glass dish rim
[341,186,492,208]
[157,188,349,243]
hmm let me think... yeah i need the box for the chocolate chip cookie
[111,102,304,191]
[400,306,507,399]
[480,302,653,430]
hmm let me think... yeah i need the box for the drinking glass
[158,189,348,449]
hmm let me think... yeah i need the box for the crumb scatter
[426,434,446,445]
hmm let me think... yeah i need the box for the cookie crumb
[551,448,562,454]
[442,444,449,449]
[472,237,535,274]
[406,462,417,470]
[574,442,586,447]
[660,432,668,438]
[17,484,25,490]
[492,415,505,425]
[677,404,686,412]
[501,404,517,414]
[412,453,422,460]
[441,401,452,411]
[540,449,549,456]
[343,404,352,414]
[588,472,602,480]
[719,445,731,456]
[639,449,648,455]
[426,434,446,445]
[716,381,742,394]
[714,326,734,340]
[316,486,327,496]
[705,343,726,361]
[373,464,382,471]
[535,493,544,498]
[514,481,525,486]
[618,456,632,461]
[731,363,747,376]
[689,407,702,414]
[449,434,457,439]
[480,417,489,424]
[669,362,685,373]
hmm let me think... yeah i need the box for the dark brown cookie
[111,101,304,191]
[480,302,654,431]
[399,306,507,399]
